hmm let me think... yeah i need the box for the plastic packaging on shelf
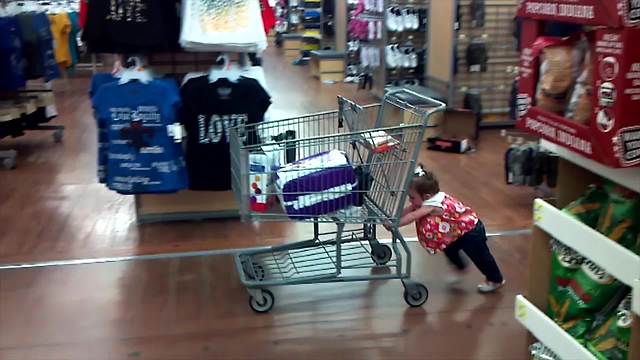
[587,292,634,360]
[529,342,561,360]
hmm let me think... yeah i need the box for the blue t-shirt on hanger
[0,16,26,91]
[90,73,119,184]
[92,79,188,194]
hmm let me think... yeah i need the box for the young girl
[389,165,505,293]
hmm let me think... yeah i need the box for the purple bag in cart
[276,150,358,219]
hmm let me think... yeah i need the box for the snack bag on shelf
[587,292,633,360]
[547,238,587,335]
[535,37,584,115]
[596,183,640,251]
[565,49,593,125]
[562,184,608,228]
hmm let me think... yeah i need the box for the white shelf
[534,199,640,315]
[515,295,596,360]
[540,139,640,193]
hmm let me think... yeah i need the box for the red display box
[517,20,640,168]
[517,0,640,27]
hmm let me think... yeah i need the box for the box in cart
[426,110,477,154]
[517,23,640,167]
[516,0,640,27]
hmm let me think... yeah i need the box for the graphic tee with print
[92,79,188,194]
[180,76,271,191]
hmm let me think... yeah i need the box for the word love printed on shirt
[197,113,248,144]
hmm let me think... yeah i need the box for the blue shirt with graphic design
[92,79,188,194]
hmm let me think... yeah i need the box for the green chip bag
[547,239,584,320]
[596,183,640,251]
[562,185,608,228]
[587,293,633,360]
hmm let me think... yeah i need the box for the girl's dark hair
[412,165,440,196]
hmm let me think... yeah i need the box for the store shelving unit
[515,295,597,360]
[372,0,430,98]
[516,140,640,358]
[426,0,519,127]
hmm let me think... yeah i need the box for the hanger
[208,54,242,83]
[118,56,153,85]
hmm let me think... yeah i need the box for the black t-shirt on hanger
[180,76,271,191]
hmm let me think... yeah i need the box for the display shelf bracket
[515,295,596,360]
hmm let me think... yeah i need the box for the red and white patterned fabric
[415,192,479,253]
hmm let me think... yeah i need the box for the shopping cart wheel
[371,244,392,265]
[404,283,429,307]
[249,289,274,313]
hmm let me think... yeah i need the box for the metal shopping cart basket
[229,89,445,313]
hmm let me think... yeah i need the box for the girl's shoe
[477,280,506,293]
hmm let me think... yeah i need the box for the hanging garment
[17,12,60,81]
[470,0,485,28]
[91,79,188,194]
[0,16,26,91]
[82,0,180,53]
[180,0,268,52]
[466,41,488,73]
[48,12,72,69]
[67,12,80,68]
[90,73,119,184]
[180,76,271,191]
[260,0,276,35]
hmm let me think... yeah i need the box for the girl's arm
[398,206,435,227]
[401,205,417,216]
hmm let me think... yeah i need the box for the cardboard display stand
[516,15,640,168]
[516,0,640,28]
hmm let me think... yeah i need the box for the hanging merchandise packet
[92,79,188,194]
[180,76,271,191]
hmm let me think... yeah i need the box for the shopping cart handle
[384,88,446,112]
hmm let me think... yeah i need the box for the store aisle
[0,239,529,359]
[0,47,533,265]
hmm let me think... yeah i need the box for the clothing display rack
[133,52,251,224]
[1,0,68,169]
[425,0,518,128]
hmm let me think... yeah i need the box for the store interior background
[1,0,614,359]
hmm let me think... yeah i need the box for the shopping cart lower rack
[230,89,445,313]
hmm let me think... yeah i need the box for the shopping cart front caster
[371,244,392,265]
[404,283,429,307]
[249,289,274,313]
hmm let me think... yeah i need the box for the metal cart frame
[230,89,445,313]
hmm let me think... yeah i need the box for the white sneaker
[402,48,412,68]
[395,9,404,32]
[409,49,418,68]
[402,8,413,31]
[446,273,464,286]
[411,9,420,30]
[385,7,397,31]
[385,45,397,68]
[477,280,506,294]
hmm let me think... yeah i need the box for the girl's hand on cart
[383,222,392,231]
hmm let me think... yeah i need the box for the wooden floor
[0,47,533,359]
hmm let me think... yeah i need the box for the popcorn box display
[517,0,640,28]
[517,21,640,168]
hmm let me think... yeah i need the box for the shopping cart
[229,89,445,313]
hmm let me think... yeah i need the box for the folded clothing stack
[276,150,358,219]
